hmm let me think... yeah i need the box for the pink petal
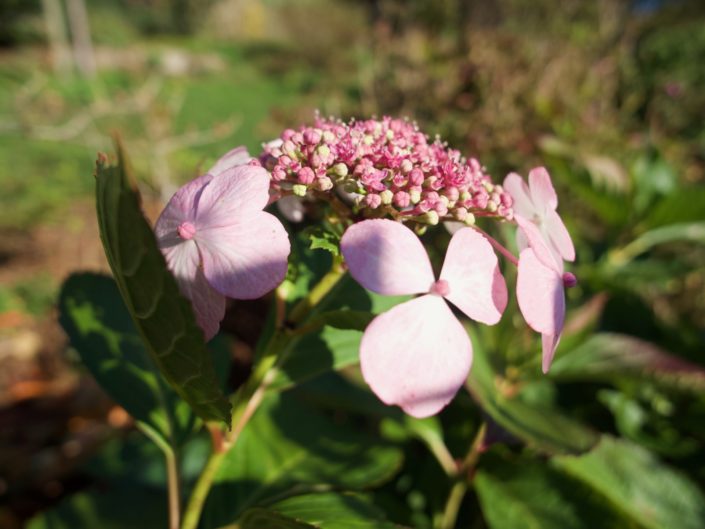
[503,172,536,219]
[360,295,472,418]
[439,228,507,325]
[545,209,575,262]
[516,248,565,362]
[340,219,435,296]
[514,215,562,273]
[196,165,271,224]
[528,167,558,212]
[161,240,225,340]
[542,333,561,374]
[154,173,213,241]
[197,211,290,299]
[207,146,251,177]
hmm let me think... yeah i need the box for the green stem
[180,261,346,529]
[288,256,345,325]
[137,422,180,529]
[438,422,486,529]
[440,480,467,529]
[181,449,225,529]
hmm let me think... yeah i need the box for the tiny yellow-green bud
[379,189,394,205]
[464,212,476,226]
[292,184,308,197]
[423,211,440,226]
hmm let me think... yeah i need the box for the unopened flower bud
[409,189,421,204]
[304,129,322,145]
[365,193,382,209]
[315,176,334,191]
[379,189,394,205]
[316,144,331,158]
[464,212,476,226]
[394,191,411,208]
[400,159,413,174]
[487,200,498,213]
[409,169,424,186]
[454,207,468,221]
[483,181,494,193]
[298,167,315,184]
[331,163,348,178]
[292,184,308,197]
[422,211,440,225]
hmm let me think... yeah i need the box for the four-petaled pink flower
[155,148,290,340]
[341,219,507,418]
[504,168,576,373]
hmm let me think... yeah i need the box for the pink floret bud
[260,115,513,223]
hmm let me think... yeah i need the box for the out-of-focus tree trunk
[66,0,96,78]
[41,0,72,76]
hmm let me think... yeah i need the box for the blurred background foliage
[0,0,704,528]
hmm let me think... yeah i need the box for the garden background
[1,0,704,528]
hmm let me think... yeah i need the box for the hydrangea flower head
[341,219,507,417]
[155,150,290,339]
[261,116,514,225]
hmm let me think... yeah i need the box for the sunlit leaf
[549,333,705,394]
[95,149,231,425]
[58,273,197,445]
[200,392,403,528]
[555,436,705,529]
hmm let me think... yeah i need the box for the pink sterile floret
[340,219,507,418]
[155,148,290,340]
[261,116,514,224]
[504,167,576,372]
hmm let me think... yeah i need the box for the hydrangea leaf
[200,392,403,528]
[240,493,404,529]
[554,436,705,529]
[95,149,231,426]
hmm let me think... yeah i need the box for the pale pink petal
[207,146,251,177]
[503,172,536,219]
[439,228,507,325]
[516,223,529,252]
[161,241,225,340]
[528,167,558,212]
[516,247,565,342]
[443,221,465,235]
[514,215,562,273]
[360,295,472,418]
[197,211,290,299]
[340,219,435,296]
[154,173,213,241]
[542,333,561,374]
[545,209,575,262]
[196,165,271,223]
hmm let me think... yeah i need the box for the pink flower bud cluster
[260,116,513,225]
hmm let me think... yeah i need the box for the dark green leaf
[467,336,598,455]
[58,273,197,445]
[201,392,403,527]
[646,187,705,228]
[236,509,313,529]
[26,483,165,529]
[308,228,341,256]
[476,452,627,529]
[610,222,705,265]
[549,333,705,394]
[303,310,375,332]
[554,436,705,529]
[261,492,404,528]
[95,150,230,425]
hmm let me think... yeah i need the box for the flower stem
[180,260,347,529]
[472,226,519,266]
[288,255,346,325]
[440,480,467,529]
[438,422,486,529]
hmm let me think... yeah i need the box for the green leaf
[58,273,197,445]
[236,509,313,529]
[308,228,341,256]
[95,150,231,425]
[610,222,705,265]
[260,492,404,528]
[302,309,375,332]
[549,333,705,394]
[554,436,705,529]
[475,452,627,529]
[467,336,598,455]
[201,392,403,528]
[26,483,165,529]
[646,187,705,228]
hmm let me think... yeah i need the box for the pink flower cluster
[261,116,513,225]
